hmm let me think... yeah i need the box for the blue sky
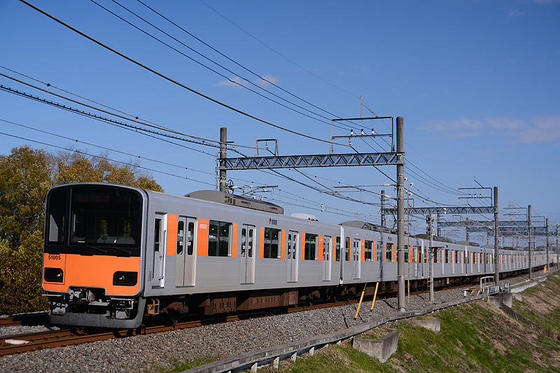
[1,0,559,246]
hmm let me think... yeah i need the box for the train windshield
[45,185,142,257]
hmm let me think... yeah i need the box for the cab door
[152,214,166,288]
[176,216,197,287]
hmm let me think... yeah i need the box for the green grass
[149,356,218,373]
[276,272,560,372]
[159,272,560,373]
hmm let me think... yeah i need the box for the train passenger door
[152,213,166,288]
[176,216,197,287]
[287,230,299,282]
[322,236,332,281]
[241,224,256,284]
[353,239,361,279]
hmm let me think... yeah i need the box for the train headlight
[113,271,138,286]
[44,267,64,283]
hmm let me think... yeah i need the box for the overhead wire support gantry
[219,117,409,312]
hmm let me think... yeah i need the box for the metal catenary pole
[528,204,532,279]
[427,214,435,303]
[556,224,560,267]
[380,190,386,227]
[396,117,406,311]
[219,127,228,192]
[494,186,499,284]
[546,218,549,269]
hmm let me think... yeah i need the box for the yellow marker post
[370,282,379,311]
[354,284,367,319]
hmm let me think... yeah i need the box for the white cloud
[255,74,279,88]
[424,115,560,144]
[507,8,524,16]
[214,76,246,88]
[517,115,560,143]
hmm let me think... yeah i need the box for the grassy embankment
[265,272,560,372]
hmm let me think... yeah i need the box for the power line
[19,0,347,146]
[0,130,215,186]
[199,0,362,103]
[0,84,219,155]
[135,0,365,130]
[107,0,354,131]
[0,70,251,149]
[92,0,351,132]
[0,117,215,176]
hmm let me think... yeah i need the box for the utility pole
[465,218,470,243]
[396,117,406,312]
[380,190,386,227]
[494,186,499,284]
[406,180,411,305]
[427,214,435,303]
[219,127,228,192]
[556,224,560,267]
[528,205,532,279]
[436,211,441,237]
[546,218,549,269]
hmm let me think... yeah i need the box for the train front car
[42,183,147,328]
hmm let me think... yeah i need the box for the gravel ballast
[0,270,550,373]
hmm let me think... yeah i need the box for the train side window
[386,243,394,262]
[187,222,194,255]
[345,237,351,261]
[304,233,318,260]
[376,242,383,262]
[364,240,374,261]
[445,249,449,264]
[154,217,162,252]
[264,227,281,258]
[335,237,340,261]
[177,220,184,255]
[208,220,232,256]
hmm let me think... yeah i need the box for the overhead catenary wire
[198,0,363,103]
[19,0,348,147]
[100,0,351,132]
[0,70,254,150]
[134,0,368,131]
[0,131,215,186]
[0,84,219,156]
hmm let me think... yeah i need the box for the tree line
[0,146,163,314]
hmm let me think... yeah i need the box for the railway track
[0,270,539,357]
[0,285,471,357]
[0,313,48,328]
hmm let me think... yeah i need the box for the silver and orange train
[42,183,548,328]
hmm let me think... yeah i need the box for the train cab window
[264,227,281,259]
[304,233,318,260]
[335,237,340,261]
[376,242,383,262]
[364,240,374,261]
[345,237,351,261]
[47,188,67,244]
[154,218,162,252]
[386,243,394,262]
[208,220,232,256]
